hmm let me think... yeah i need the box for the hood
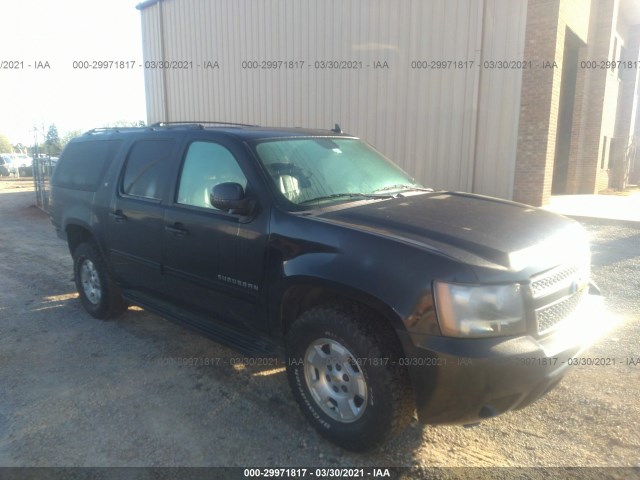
[314,192,587,272]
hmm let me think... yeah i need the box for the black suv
[49,123,606,451]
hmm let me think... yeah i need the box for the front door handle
[110,210,127,223]
[165,222,189,237]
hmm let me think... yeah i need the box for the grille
[536,289,586,334]
[531,264,579,298]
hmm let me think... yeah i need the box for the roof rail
[150,121,259,128]
[82,126,149,135]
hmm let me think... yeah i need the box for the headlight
[434,282,526,338]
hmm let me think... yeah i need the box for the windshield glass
[254,138,422,207]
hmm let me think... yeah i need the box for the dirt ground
[0,177,639,472]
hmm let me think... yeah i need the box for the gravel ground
[0,178,639,471]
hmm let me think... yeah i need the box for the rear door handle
[165,222,189,237]
[110,210,127,223]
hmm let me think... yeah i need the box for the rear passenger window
[177,141,247,209]
[52,140,122,191]
[121,139,175,201]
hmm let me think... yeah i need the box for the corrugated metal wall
[474,0,528,198]
[140,0,527,199]
[141,5,166,122]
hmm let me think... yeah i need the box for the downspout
[159,0,169,122]
[470,0,486,194]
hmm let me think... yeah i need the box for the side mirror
[210,182,255,216]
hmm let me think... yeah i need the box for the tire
[73,242,126,319]
[285,303,414,451]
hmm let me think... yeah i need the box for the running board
[122,291,282,358]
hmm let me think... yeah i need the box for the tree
[0,134,12,153]
[45,124,62,156]
[13,143,27,154]
[60,129,83,150]
[104,120,146,128]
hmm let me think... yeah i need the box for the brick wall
[590,0,617,193]
[513,0,636,204]
[514,0,595,205]
[513,0,563,206]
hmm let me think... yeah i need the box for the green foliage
[104,120,146,128]
[0,134,12,153]
[60,129,83,150]
[45,124,62,156]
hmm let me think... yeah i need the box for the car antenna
[331,123,342,134]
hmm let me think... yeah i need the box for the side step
[122,291,282,358]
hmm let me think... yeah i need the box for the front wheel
[73,242,126,319]
[285,304,414,451]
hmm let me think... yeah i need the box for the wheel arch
[65,221,97,256]
[279,279,406,340]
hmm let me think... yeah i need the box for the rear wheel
[285,304,414,451]
[73,242,126,319]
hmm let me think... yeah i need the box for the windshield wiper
[299,192,393,205]
[372,184,434,193]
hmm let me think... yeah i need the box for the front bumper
[400,293,613,425]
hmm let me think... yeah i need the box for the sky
[0,0,146,146]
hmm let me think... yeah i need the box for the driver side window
[177,141,247,210]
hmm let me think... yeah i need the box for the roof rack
[150,121,259,128]
[83,126,149,135]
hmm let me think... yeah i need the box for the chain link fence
[33,157,55,213]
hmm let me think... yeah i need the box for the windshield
[254,138,422,208]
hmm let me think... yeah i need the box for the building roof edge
[136,0,162,11]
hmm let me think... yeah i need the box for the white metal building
[137,0,640,205]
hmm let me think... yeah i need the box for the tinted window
[121,139,175,201]
[177,141,247,210]
[51,140,122,191]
